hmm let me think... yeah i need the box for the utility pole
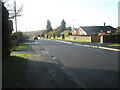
[73,20,75,30]
[5,0,23,33]
[14,0,17,33]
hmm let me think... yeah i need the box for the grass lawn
[11,44,28,51]
[108,44,120,46]
[3,54,28,88]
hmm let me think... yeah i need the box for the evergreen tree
[46,20,52,32]
[60,19,66,31]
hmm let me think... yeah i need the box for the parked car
[34,37,38,40]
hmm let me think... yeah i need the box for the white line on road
[42,50,45,54]
[32,42,38,44]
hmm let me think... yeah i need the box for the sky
[4,0,119,32]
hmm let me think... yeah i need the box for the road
[32,39,118,88]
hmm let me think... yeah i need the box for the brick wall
[69,35,91,42]
[65,37,70,40]
[64,35,100,42]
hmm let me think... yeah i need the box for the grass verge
[3,54,28,88]
[108,44,120,46]
[52,39,91,43]
[11,44,28,51]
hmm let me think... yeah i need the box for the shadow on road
[67,67,118,88]
[25,59,81,88]
[25,58,118,88]
[3,55,118,88]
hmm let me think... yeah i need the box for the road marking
[52,56,57,60]
[32,42,38,44]
[42,50,45,54]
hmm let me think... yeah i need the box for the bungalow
[71,25,116,36]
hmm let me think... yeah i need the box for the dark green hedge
[2,2,13,58]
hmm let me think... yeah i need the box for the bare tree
[3,0,23,19]
[3,0,23,32]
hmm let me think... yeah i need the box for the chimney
[104,22,105,26]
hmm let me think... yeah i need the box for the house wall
[65,37,70,40]
[71,30,76,35]
[76,28,87,35]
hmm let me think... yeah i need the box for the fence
[100,35,120,43]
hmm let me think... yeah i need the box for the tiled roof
[80,26,116,34]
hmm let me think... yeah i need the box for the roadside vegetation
[3,46,28,88]
[10,44,28,51]
[52,39,91,43]
[3,43,28,88]
[108,44,120,47]
[3,54,28,88]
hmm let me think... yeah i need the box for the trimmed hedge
[2,2,13,58]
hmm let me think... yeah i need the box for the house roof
[80,26,116,34]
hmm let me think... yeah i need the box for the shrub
[2,2,13,58]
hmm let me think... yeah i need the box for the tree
[60,19,66,31]
[114,27,120,35]
[46,20,53,32]
[66,27,72,30]
[3,0,23,33]
[11,31,29,42]
[2,2,13,58]
[3,0,23,19]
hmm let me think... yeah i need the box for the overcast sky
[4,0,119,32]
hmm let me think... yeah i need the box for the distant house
[71,29,76,35]
[76,27,87,35]
[71,26,116,36]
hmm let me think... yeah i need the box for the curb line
[54,40,120,52]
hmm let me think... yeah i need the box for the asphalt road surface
[32,39,118,88]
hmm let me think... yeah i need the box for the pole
[14,0,17,33]
[73,20,75,30]
[14,0,19,44]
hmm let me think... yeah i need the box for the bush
[2,2,13,58]
[11,31,29,43]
